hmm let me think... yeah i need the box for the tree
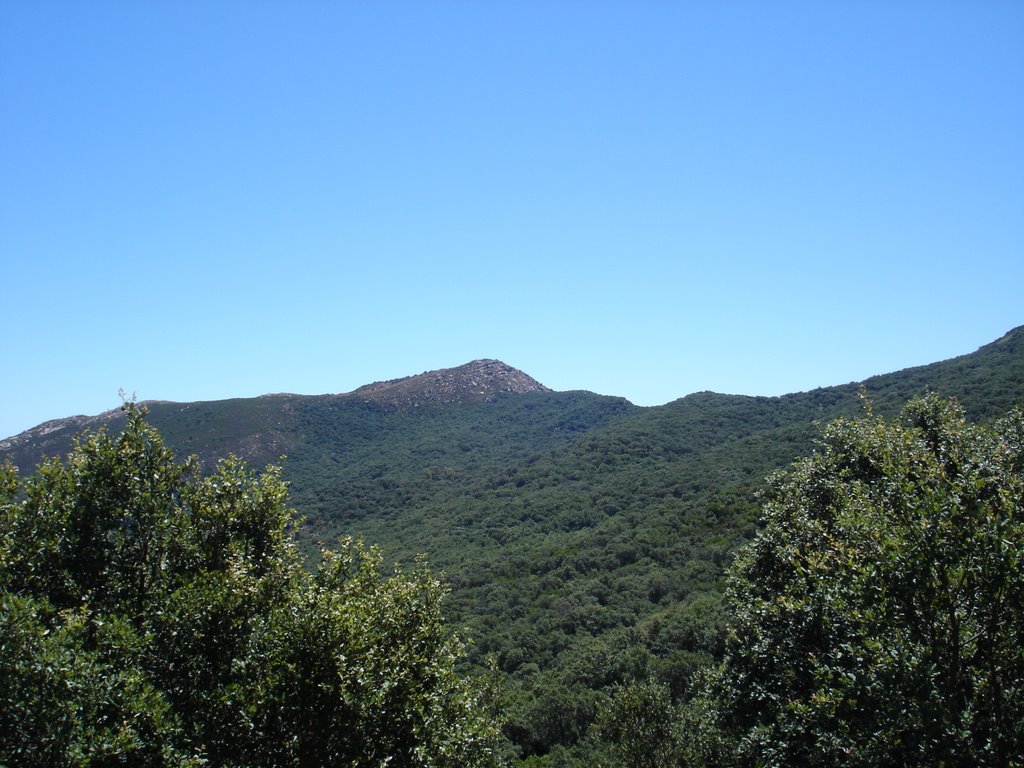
[0,404,503,767]
[694,394,1024,767]
[593,679,681,768]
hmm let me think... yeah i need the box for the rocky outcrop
[349,359,550,409]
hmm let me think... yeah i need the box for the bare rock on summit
[350,359,550,408]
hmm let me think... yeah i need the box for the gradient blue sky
[2,1,1022,440]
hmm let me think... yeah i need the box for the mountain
[3,327,1023,763]
[0,358,549,472]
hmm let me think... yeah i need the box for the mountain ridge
[2,326,1022,473]
[5,326,1021,450]
[0,359,545,451]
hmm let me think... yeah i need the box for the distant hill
[4,329,1020,471]
[3,327,1023,763]
[0,358,550,471]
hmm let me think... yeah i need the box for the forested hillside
[2,327,1022,765]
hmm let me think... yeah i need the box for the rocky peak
[349,359,551,409]
[0,411,119,454]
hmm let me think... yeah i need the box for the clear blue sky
[2,0,1022,440]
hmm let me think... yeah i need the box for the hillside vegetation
[2,327,1022,764]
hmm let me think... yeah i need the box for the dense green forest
[2,327,1022,765]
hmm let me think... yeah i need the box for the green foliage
[0,592,193,767]
[696,394,1024,767]
[3,329,1022,763]
[593,679,681,768]
[0,405,503,767]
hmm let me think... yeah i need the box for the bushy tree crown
[0,405,502,767]
[700,394,1023,767]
